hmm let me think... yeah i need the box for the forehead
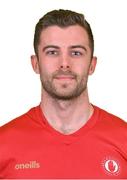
[39,25,90,47]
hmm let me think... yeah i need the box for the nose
[59,54,70,70]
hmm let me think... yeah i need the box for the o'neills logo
[15,161,40,170]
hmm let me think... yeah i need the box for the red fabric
[0,105,127,179]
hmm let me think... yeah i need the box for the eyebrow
[69,45,87,52]
[42,45,87,52]
[42,45,60,52]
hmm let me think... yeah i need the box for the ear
[88,56,97,75]
[31,55,40,74]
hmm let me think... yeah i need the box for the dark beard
[42,80,87,100]
[40,70,88,100]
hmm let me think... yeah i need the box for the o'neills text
[15,161,40,169]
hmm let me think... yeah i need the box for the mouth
[54,76,75,80]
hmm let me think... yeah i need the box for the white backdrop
[0,0,127,126]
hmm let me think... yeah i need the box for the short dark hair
[34,9,94,57]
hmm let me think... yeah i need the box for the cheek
[39,63,57,78]
[40,57,59,71]
[73,64,88,76]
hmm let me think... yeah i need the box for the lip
[54,76,75,80]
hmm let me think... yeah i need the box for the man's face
[31,25,97,100]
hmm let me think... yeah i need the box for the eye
[71,51,82,56]
[46,50,59,56]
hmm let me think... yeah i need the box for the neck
[40,89,93,134]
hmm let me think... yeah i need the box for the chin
[51,91,81,100]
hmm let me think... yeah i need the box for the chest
[1,133,127,179]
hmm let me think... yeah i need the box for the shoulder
[93,105,127,160]
[0,106,40,138]
[94,105,127,127]
[93,105,127,141]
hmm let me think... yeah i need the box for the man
[0,9,127,179]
